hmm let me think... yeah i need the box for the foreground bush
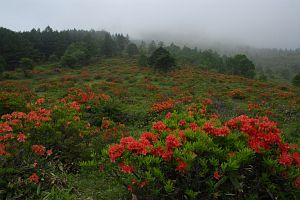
[103,100,300,199]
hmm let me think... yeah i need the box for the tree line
[0,26,137,70]
[0,26,286,80]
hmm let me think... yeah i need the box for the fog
[1,0,300,49]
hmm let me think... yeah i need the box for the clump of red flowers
[28,173,39,183]
[203,122,230,137]
[151,99,177,112]
[118,162,134,173]
[31,145,46,156]
[152,121,167,131]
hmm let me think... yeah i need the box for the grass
[1,57,300,199]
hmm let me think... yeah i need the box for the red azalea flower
[295,177,300,189]
[189,123,199,131]
[28,173,39,183]
[279,153,293,166]
[35,98,45,105]
[118,162,134,173]
[292,152,300,168]
[31,145,46,156]
[176,159,187,172]
[0,123,13,133]
[165,112,172,119]
[17,133,26,142]
[152,121,167,131]
[178,119,187,126]
[99,165,105,171]
[0,143,9,155]
[108,144,124,162]
[128,185,133,192]
[165,134,182,149]
[46,149,53,156]
[33,160,38,168]
[139,181,147,188]
[213,171,221,180]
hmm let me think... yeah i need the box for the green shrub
[61,43,89,68]
[292,73,300,86]
[148,47,176,72]
[102,101,300,199]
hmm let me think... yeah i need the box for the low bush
[102,100,300,199]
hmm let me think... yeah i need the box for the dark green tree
[226,54,255,78]
[102,33,118,56]
[292,72,300,86]
[148,47,175,71]
[19,57,34,70]
[148,40,157,54]
[138,53,148,67]
[0,56,6,74]
[19,57,34,77]
[61,42,89,68]
[126,43,139,56]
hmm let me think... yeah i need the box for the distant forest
[1,26,300,82]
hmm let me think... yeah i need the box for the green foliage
[137,53,148,67]
[19,57,34,70]
[148,47,176,71]
[126,43,139,56]
[102,102,300,199]
[226,54,255,78]
[61,43,89,68]
[292,72,300,86]
[0,56,6,74]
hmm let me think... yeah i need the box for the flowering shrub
[103,101,300,199]
[0,108,54,198]
[0,99,98,198]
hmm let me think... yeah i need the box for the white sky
[0,0,300,48]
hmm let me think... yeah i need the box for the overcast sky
[1,0,300,49]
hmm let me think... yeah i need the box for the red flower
[140,132,159,143]
[46,149,53,156]
[152,121,167,131]
[161,149,173,160]
[31,145,46,156]
[203,122,230,137]
[28,173,39,183]
[0,143,9,155]
[17,133,26,142]
[292,152,300,168]
[128,185,133,192]
[165,112,172,119]
[176,159,187,172]
[295,176,300,189]
[213,171,221,180]
[70,101,81,111]
[118,162,134,173]
[165,134,182,149]
[139,181,147,188]
[99,165,105,171]
[189,123,199,131]
[35,98,45,105]
[178,120,187,126]
[279,153,293,166]
[33,160,38,168]
[108,144,124,162]
[178,130,186,140]
[0,123,13,133]
[0,133,14,142]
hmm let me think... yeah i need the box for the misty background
[1,0,300,49]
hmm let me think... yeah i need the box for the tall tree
[226,54,255,78]
[148,47,175,72]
